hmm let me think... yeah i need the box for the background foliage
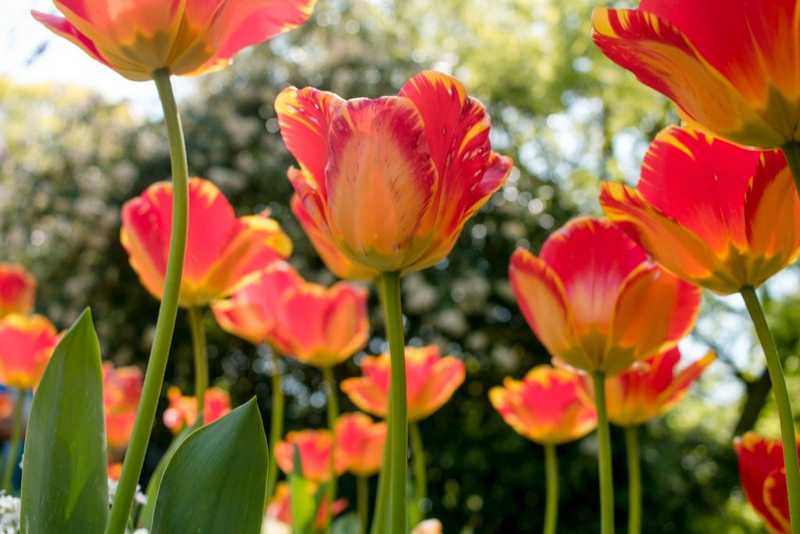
[1,0,792,531]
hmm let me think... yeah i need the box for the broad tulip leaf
[20,308,108,534]
[151,398,268,534]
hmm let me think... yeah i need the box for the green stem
[370,278,391,534]
[379,271,407,534]
[624,426,641,534]
[593,371,615,534]
[2,389,24,492]
[741,286,800,534]
[266,349,284,501]
[781,142,800,196]
[187,307,208,422]
[105,68,189,534]
[323,365,339,528]
[543,444,558,534]
[409,422,426,525]
[358,476,369,534]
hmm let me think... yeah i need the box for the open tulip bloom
[490,365,597,534]
[162,386,231,434]
[0,264,36,319]
[600,126,800,532]
[509,217,701,534]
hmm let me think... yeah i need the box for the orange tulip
[121,177,291,308]
[33,0,317,81]
[0,264,36,319]
[735,433,800,534]
[266,482,347,529]
[335,413,387,477]
[162,385,230,434]
[592,1,800,148]
[341,345,465,422]
[604,348,715,427]
[0,392,12,420]
[211,261,304,349]
[489,365,597,445]
[0,314,59,390]
[103,363,143,450]
[272,280,368,368]
[108,462,123,481]
[274,429,346,483]
[600,127,800,295]
[276,70,513,278]
[509,217,701,375]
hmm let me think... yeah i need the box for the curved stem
[624,426,641,534]
[782,142,800,195]
[2,389,24,492]
[409,422,426,525]
[187,307,208,422]
[741,286,800,534]
[370,276,391,534]
[106,68,189,534]
[266,349,284,501]
[379,271,407,534]
[593,371,615,534]
[323,365,339,527]
[357,476,369,534]
[543,444,558,534]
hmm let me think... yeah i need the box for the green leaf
[20,308,108,534]
[151,398,268,534]
[330,513,360,534]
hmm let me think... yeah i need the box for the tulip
[509,217,700,534]
[102,363,143,451]
[491,365,597,534]
[122,177,291,309]
[600,127,800,532]
[33,0,317,81]
[604,348,714,534]
[274,430,346,483]
[162,386,231,434]
[336,413,387,532]
[0,314,58,391]
[735,433,800,534]
[108,462,123,482]
[0,264,36,319]
[276,70,511,534]
[265,482,347,531]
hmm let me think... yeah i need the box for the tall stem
[624,426,641,534]
[187,307,208,421]
[370,276,392,534]
[543,444,558,534]
[593,371,615,534]
[379,271,407,534]
[357,476,369,534]
[2,389,24,492]
[741,286,800,534]
[782,142,800,195]
[106,68,189,534]
[266,349,284,501]
[409,422,427,526]
[323,365,339,527]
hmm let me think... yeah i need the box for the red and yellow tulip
[33,0,317,81]
[266,482,347,530]
[341,345,465,422]
[211,261,304,349]
[592,0,800,148]
[735,433,800,534]
[490,365,597,445]
[276,71,513,278]
[0,264,36,319]
[335,413,387,477]
[162,385,231,434]
[604,348,715,427]
[274,429,346,483]
[102,363,143,450]
[0,314,59,390]
[121,177,291,308]
[601,127,800,295]
[509,217,701,375]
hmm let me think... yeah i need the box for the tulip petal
[0,264,36,318]
[31,11,108,66]
[411,353,465,421]
[658,351,715,411]
[592,8,784,146]
[608,264,701,373]
[764,469,792,534]
[0,314,59,390]
[325,96,436,271]
[735,434,791,534]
